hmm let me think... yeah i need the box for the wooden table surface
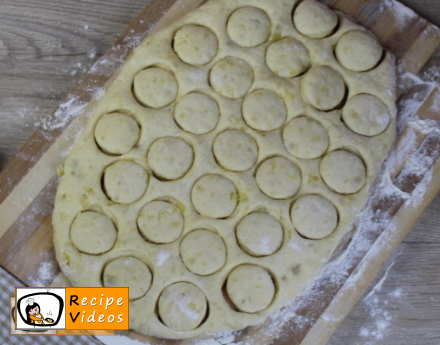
[0,0,439,344]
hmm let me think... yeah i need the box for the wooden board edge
[300,158,440,345]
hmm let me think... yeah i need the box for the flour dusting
[28,259,56,287]
[379,0,417,30]
[156,251,170,267]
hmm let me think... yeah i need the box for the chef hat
[26,298,34,306]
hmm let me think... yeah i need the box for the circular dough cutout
[213,130,258,172]
[283,116,329,159]
[227,7,271,47]
[133,67,178,109]
[103,257,152,300]
[256,157,301,199]
[103,161,148,204]
[158,283,207,331]
[191,174,238,219]
[293,0,338,39]
[236,213,283,256]
[95,112,140,155]
[266,37,311,78]
[320,150,366,194]
[70,211,117,255]
[343,94,391,136]
[174,25,218,66]
[336,31,383,72]
[242,90,287,131]
[138,201,184,244]
[301,66,345,111]
[291,195,338,239]
[147,137,194,181]
[226,265,275,313]
[210,57,254,99]
[180,230,227,275]
[174,93,220,134]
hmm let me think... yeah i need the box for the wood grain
[0,0,439,344]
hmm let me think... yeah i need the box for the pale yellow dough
[242,89,287,131]
[209,56,254,99]
[256,156,301,199]
[236,212,283,256]
[343,94,391,136]
[174,25,218,66]
[103,257,152,300]
[213,129,258,171]
[147,137,194,181]
[294,0,338,39]
[70,211,117,255]
[94,112,140,155]
[266,37,311,78]
[226,265,275,313]
[180,229,227,275]
[174,92,220,134]
[227,7,271,47]
[283,116,329,159]
[53,0,396,339]
[291,195,338,239]
[137,201,184,244]
[158,283,208,331]
[336,31,383,72]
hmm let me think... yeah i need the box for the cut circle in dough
[293,0,338,39]
[70,211,117,255]
[103,161,148,204]
[255,157,301,199]
[226,265,275,313]
[102,257,152,300]
[336,31,383,72]
[191,174,238,218]
[133,67,178,109]
[213,129,258,172]
[301,65,345,111]
[137,201,184,244]
[180,229,227,275]
[210,57,254,99]
[242,90,287,131]
[95,112,140,155]
[236,213,283,257]
[266,37,311,78]
[343,94,391,137]
[320,150,366,194]
[174,24,218,66]
[291,195,338,239]
[158,282,207,331]
[147,137,194,181]
[227,7,271,47]
[174,93,220,134]
[283,116,329,159]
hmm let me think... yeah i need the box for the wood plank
[0,0,180,204]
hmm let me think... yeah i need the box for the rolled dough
[53,0,396,339]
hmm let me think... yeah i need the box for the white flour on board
[12,0,439,344]
[379,0,417,30]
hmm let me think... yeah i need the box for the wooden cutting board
[1,0,440,344]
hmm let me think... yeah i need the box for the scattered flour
[28,259,55,287]
[156,251,170,267]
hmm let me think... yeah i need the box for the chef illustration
[25,298,47,325]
